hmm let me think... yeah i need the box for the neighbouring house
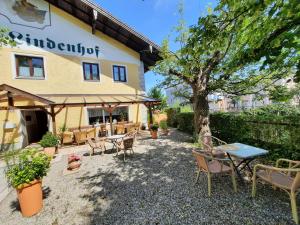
[0,0,161,150]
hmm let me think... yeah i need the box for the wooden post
[109,107,113,135]
[135,103,140,123]
[149,104,153,124]
[50,106,57,136]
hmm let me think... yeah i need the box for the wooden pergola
[0,84,160,135]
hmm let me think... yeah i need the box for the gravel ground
[0,129,297,225]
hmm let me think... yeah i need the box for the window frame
[15,54,45,79]
[82,62,100,82]
[112,65,127,83]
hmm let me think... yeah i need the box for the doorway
[22,110,48,144]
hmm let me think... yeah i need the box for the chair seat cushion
[256,170,294,190]
[208,160,231,173]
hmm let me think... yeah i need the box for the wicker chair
[73,130,87,145]
[201,135,227,158]
[116,137,134,161]
[86,128,96,139]
[99,124,107,137]
[87,137,106,156]
[116,124,125,134]
[62,131,73,145]
[252,159,300,224]
[192,150,237,196]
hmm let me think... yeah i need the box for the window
[113,65,127,82]
[87,107,129,125]
[83,62,100,81]
[15,55,44,78]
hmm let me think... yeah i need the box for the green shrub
[177,112,194,134]
[39,132,59,148]
[5,148,51,188]
[159,120,168,130]
[166,108,180,127]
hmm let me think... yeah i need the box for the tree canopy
[152,0,300,139]
[147,87,168,111]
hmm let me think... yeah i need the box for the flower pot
[17,179,43,217]
[43,147,55,158]
[68,161,81,170]
[151,131,158,139]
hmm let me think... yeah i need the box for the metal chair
[252,159,300,224]
[192,150,237,196]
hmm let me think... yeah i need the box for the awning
[0,84,160,110]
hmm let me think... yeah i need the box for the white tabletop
[106,134,125,140]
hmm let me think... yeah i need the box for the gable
[0,0,140,65]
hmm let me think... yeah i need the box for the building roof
[0,84,160,110]
[44,0,161,71]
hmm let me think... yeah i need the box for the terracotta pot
[151,131,158,139]
[17,180,43,217]
[43,147,55,158]
[68,161,81,170]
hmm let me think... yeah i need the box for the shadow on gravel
[77,129,296,225]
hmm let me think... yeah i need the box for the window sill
[83,80,101,82]
[15,76,45,80]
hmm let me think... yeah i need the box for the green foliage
[159,120,168,130]
[5,148,51,188]
[150,123,159,131]
[0,27,16,47]
[147,87,168,111]
[166,108,180,127]
[39,132,59,148]
[59,124,68,133]
[167,105,300,162]
[176,112,194,134]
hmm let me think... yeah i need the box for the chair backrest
[192,150,209,172]
[87,138,95,148]
[123,137,134,149]
[201,135,213,152]
[86,128,96,139]
[116,125,125,134]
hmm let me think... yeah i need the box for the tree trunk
[193,91,212,143]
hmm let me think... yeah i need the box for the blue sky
[96,0,217,93]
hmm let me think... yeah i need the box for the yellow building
[0,0,160,150]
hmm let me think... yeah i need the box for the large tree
[153,0,300,142]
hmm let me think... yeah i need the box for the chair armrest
[211,136,227,145]
[253,164,300,176]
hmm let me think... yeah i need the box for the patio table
[106,134,126,151]
[217,143,268,182]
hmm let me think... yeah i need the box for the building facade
[0,0,160,150]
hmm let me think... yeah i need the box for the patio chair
[201,135,227,158]
[99,124,107,137]
[73,130,87,145]
[86,128,96,139]
[192,150,237,196]
[87,137,107,156]
[252,159,300,224]
[116,137,134,161]
[62,131,73,145]
[116,124,125,134]
[125,130,137,145]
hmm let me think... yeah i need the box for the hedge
[167,106,300,161]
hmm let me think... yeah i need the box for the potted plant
[39,132,59,158]
[150,123,159,139]
[160,120,169,135]
[5,148,51,217]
